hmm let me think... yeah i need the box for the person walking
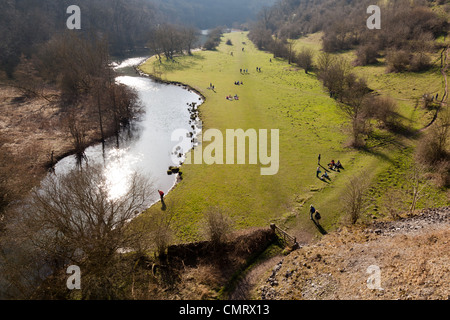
[310,205,316,221]
[158,190,165,202]
[315,211,321,222]
[318,154,321,165]
[316,166,321,178]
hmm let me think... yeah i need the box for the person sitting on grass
[328,160,336,170]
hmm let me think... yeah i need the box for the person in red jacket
[158,190,164,202]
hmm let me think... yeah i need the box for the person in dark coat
[310,205,316,221]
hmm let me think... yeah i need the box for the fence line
[270,223,299,249]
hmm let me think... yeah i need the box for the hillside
[150,0,276,29]
[256,207,450,300]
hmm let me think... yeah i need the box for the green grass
[293,32,446,130]
[136,31,448,243]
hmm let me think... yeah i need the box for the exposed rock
[257,207,450,300]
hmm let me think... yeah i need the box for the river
[0,57,203,298]
[54,56,203,206]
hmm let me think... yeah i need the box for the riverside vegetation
[138,31,448,242]
[133,28,448,299]
[0,0,448,300]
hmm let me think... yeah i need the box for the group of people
[328,159,343,172]
[316,154,344,181]
[208,83,215,91]
[310,155,346,225]
[309,205,321,223]
[234,81,243,85]
[226,94,239,101]
[256,67,262,72]
[240,68,249,74]
[316,167,329,180]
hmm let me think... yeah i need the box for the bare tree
[182,26,199,55]
[202,206,233,247]
[63,111,89,166]
[381,188,408,220]
[316,52,335,75]
[342,174,370,224]
[365,96,399,129]
[416,107,450,166]
[147,209,175,259]
[4,164,154,299]
[318,57,352,99]
[296,47,314,73]
[339,75,371,147]
[405,163,429,215]
[287,39,295,65]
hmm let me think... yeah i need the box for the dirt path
[228,255,283,300]
[228,228,314,300]
[257,207,450,300]
[421,46,449,132]
[440,46,449,105]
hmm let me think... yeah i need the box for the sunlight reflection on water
[101,147,144,201]
[54,57,202,206]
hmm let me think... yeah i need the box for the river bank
[130,57,205,203]
[1,54,205,214]
[136,55,207,102]
[0,84,111,198]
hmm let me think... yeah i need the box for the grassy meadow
[136,31,448,243]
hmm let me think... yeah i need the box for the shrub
[202,207,233,247]
[410,53,431,72]
[204,38,218,51]
[386,50,410,73]
[295,47,314,73]
[203,27,223,51]
[270,39,289,59]
[366,96,398,128]
[381,188,408,220]
[416,121,449,166]
[355,44,379,66]
[342,174,370,224]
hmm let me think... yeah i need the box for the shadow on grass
[317,176,330,184]
[359,145,395,164]
[158,54,206,73]
[312,219,327,235]
[386,121,421,139]
[360,128,416,164]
